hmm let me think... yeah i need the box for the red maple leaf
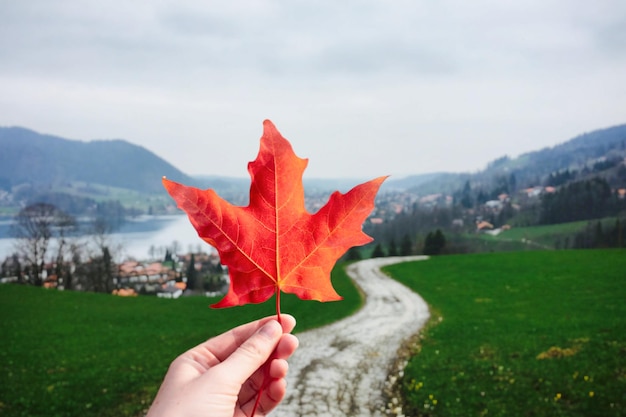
[163,120,385,316]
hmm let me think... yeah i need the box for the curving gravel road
[272,256,430,417]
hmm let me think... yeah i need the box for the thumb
[219,320,282,385]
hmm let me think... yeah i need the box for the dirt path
[272,256,430,417]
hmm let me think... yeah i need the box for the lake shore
[0,214,212,261]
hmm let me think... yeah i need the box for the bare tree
[11,203,75,286]
[53,210,78,289]
[0,253,22,281]
[76,216,120,293]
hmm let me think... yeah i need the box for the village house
[117,261,177,285]
[157,281,187,299]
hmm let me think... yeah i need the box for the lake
[0,215,214,261]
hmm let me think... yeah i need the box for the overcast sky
[1,0,625,179]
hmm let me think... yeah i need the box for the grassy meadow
[3,249,625,417]
[384,249,626,417]
[477,218,620,249]
[0,264,362,417]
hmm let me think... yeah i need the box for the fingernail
[259,320,281,338]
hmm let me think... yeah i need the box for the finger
[275,333,299,360]
[190,316,283,366]
[217,320,283,386]
[268,358,289,379]
[257,377,288,415]
[238,357,290,407]
[278,314,297,334]
[206,315,295,366]
[239,332,298,401]
[239,335,298,406]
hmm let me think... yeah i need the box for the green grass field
[473,218,622,250]
[0,264,362,417]
[384,249,626,417]
[4,249,625,417]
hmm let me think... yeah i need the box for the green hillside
[384,250,626,417]
[0,126,194,193]
[406,123,626,196]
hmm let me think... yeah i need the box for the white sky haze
[1,0,625,178]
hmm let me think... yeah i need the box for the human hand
[146,315,299,417]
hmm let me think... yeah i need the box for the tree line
[1,202,119,292]
[367,175,626,255]
[1,202,229,295]
[344,228,448,261]
[540,177,626,224]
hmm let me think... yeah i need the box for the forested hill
[403,123,626,195]
[2,122,625,197]
[496,123,626,184]
[0,126,193,193]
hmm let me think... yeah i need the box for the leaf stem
[251,386,264,417]
[251,289,282,417]
[275,288,282,324]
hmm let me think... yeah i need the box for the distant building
[476,220,494,231]
[452,219,464,228]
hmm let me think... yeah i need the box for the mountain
[490,123,626,181]
[0,126,194,193]
[402,123,626,195]
[2,122,625,203]
[381,172,448,191]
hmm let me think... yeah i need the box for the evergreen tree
[388,238,398,257]
[186,253,197,291]
[476,190,488,205]
[540,178,613,224]
[460,180,473,208]
[345,246,362,261]
[400,234,413,256]
[594,221,605,247]
[423,229,446,255]
[508,172,517,194]
[102,247,113,292]
[433,229,446,252]
[371,243,386,258]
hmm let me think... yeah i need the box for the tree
[387,238,398,257]
[101,246,114,292]
[594,221,605,248]
[423,229,446,255]
[77,216,120,292]
[186,253,198,291]
[460,180,473,208]
[10,203,75,286]
[476,190,488,205]
[0,253,22,281]
[52,210,78,289]
[75,246,116,293]
[433,229,446,252]
[508,173,517,194]
[168,240,181,259]
[540,178,613,224]
[400,234,413,256]
[371,243,386,258]
[344,246,362,261]
[490,175,510,199]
